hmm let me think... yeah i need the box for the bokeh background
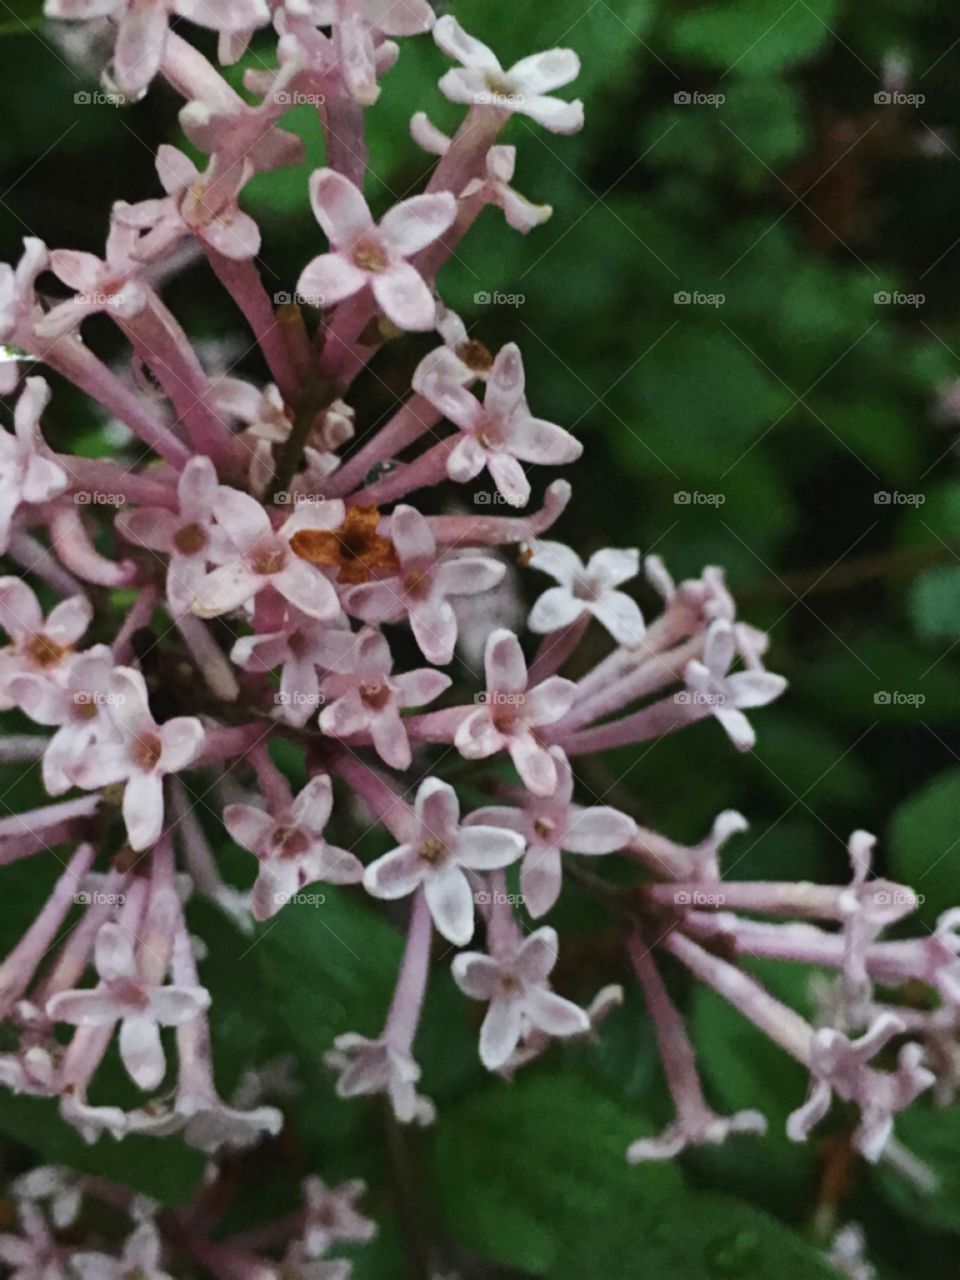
[3,0,960,1276]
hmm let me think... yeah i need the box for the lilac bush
[0,1,955,1274]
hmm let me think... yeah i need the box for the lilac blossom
[453,926,590,1069]
[325,1032,435,1125]
[363,777,524,945]
[71,1222,173,1280]
[342,504,506,664]
[0,379,67,550]
[297,170,456,331]
[455,627,577,796]
[683,618,787,751]
[434,16,584,134]
[224,774,363,920]
[319,626,450,768]
[527,541,645,646]
[0,579,92,708]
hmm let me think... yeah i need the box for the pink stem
[383,887,432,1054]
[325,395,442,497]
[332,752,414,842]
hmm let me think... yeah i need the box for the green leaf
[888,768,960,923]
[433,1073,831,1278]
[670,0,840,75]
[873,1105,960,1235]
[909,565,960,641]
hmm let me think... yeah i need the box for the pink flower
[469,749,636,916]
[67,666,205,850]
[297,169,456,331]
[325,1032,435,1125]
[684,620,787,751]
[231,609,357,728]
[452,926,589,1069]
[191,489,343,620]
[363,777,524,945]
[9,648,118,795]
[0,238,48,392]
[0,378,68,551]
[319,627,450,769]
[116,455,227,615]
[434,16,584,135]
[302,1176,376,1256]
[342,504,505,665]
[35,217,150,340]
[153,145,261,260]
[787,1012,934,1161]
[224,774,363,921]
[45,0,270,98]
[527,541,644,645]
[419,343,582,507]
[0,578,92,709]
[46,923,209,1091]
[455,628,576,796]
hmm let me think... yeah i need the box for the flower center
[252,544,287,576]
[499,972,522,997]
[456,338,494,373]
[353,242,388,273]
[24,632,68,668]
[360,679,391,711]
[418,837,448,867]
[572,574,600,602]
[131,733,163,772]
[403,568,431,599]
[533,816,554,839]
[272,826,310,859]
[173,522,207,555]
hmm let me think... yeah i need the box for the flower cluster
[0,0,953,1272]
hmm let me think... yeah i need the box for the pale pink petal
[433,15,501,72]
[509,48,580,94]
[523,676,576,726]
[727,670,788,709]
[423,378,483,433]
[379,193,456,257]
[192,561,260,616]
[409,598,457,666]
[116,506,180,552]
[156,144,198,196]
[320,691,368,738]
[446,433,487,483]
[591,591,645,647]
[114,1,168,97]
[342,580,406,625]
[479,996,523,1069]
[158,716,205,772]
[371,262,436,331]
[291,774,334,831]
[715,706,756,752]
[587,546,639,590]
[44,594,93,645]
[119,1013,166,1090]
[521,845,563,917]
[508,414,582,464]
[370,706,411,770]
[486,451,530,507]
[363,844,423,899]
[296,253,368,307]
[564,806,636,854]
[524,987,589,1037]
[311,842,364,885]
[484,627,527,696]
[367,0,433,36]
[203,208,261,260]
[509,732,557,796]
[123,771,165,850]
[0,577,42,638]
[485,343,525,419]
[149,986,208,1024]
[214,485,271,550]
[393,668,451,707]
[456,824,524,871]
[454,707,504,759]
[520,94,584,135]
[515,925,559,982]
[528,586,582,634]
[390,504,435,563]
[224,803,276,855]
[95,921,138,981]
[434,556,505,596]
[275,558,340,620]
[48,249,100,293]
[46,990,128,1027]
[415,776,460,845]
[452,952,500,1000]
[308,169,373,246]
[424,864,474,945]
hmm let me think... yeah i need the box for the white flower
[527,542,644,646]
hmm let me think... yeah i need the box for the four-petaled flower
[224,774,363,921]
[325,1033,435,1125]
[684,619,787,751]
[0,378,67,551]
[0,579,92,710]
[297,170,456,331]
[434,15,584,134]
[363,777,524,945]
[452,926,590,1069]
[47,924,209,1091]
[319,627,451,770]
[342,504,505,665]
[470,748,636,916]
[527,541,645,646]
[419,343,581,508]
[455,628,576,796]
